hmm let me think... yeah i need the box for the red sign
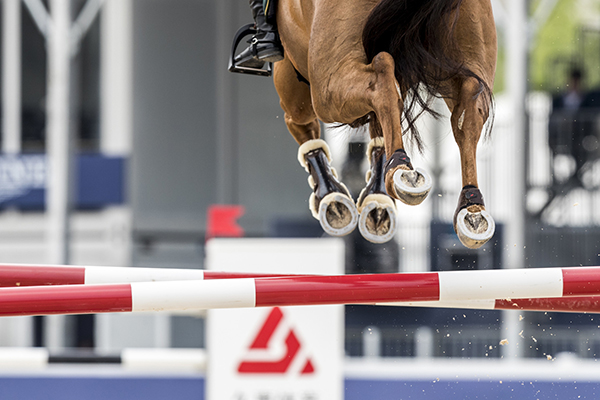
[238,307,315,375]
[205,205,245,240]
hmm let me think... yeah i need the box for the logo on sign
[238,307,315,375]
[0,155,45,202]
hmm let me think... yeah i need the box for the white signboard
[206,238,344,400]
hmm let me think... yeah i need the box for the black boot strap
[457,185,485,212]
[386,149,413,171]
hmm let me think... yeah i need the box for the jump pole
[2,263,600,292]
[378,297,600,313]
[0,263,301,287]
[0,266,600,316]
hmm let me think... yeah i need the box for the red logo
[237,307,315,375]
[205,205,245,240]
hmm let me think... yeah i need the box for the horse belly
[277,0,313,75]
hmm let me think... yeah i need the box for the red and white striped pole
[0,266,599,316]
[378,296,600,313]
[2,263,600,295]
[0,264,299,287]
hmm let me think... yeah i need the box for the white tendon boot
[298,139,358,237]
[356,137,398,243]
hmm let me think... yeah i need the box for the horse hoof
[454,208,495,249]
[317,192,359,237]
[358,195,397,243]
[392,167,432,205]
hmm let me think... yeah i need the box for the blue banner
[0,154,126,210]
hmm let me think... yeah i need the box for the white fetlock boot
[356,137,398,243]
[298,139,358,237]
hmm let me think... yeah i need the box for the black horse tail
[361,0,492,152]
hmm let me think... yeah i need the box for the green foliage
[529,0,600,93]
[494,39,505,93]
[530,0,579,93]
[495,0,600,94]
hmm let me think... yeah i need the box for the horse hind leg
[385,149,433,206]
[367,53,433,206]
[450,77,495,249]
[298,140,358,236]
[356,137,398,243]
[454,185,495,249]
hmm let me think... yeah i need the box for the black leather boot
[234,0,284,68]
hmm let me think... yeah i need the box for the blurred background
[1,0,600,398]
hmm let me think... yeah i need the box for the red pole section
[562,268,600,296]
[0,284,132,316]
[380,297,600,314]
[495,296,600,313]
[254,273,441,307]
[0,265,85,287]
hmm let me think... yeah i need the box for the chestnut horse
[272,0,496,248]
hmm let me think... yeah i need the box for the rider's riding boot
[234,0,284,68]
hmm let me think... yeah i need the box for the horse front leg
[274,58,358,237]
[298,140,358,236]
[449,77,495,249]
[356,137,398,243]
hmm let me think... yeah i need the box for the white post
[44,314,68,349]
[154,314,171,348]
[2,0,22,153]
[100,0,133,156]
[0,317,33,347]
[415,326,434,358]
[502,0,528,359]
[46,0,72,268]
[363,326,382,358]
[46,0,73,349]
[95,313,115,352]
[2,1,32,346]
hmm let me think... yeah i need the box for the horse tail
[362,0,493,152]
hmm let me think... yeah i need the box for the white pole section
[503,0,528,359]
[2,0,22,153]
